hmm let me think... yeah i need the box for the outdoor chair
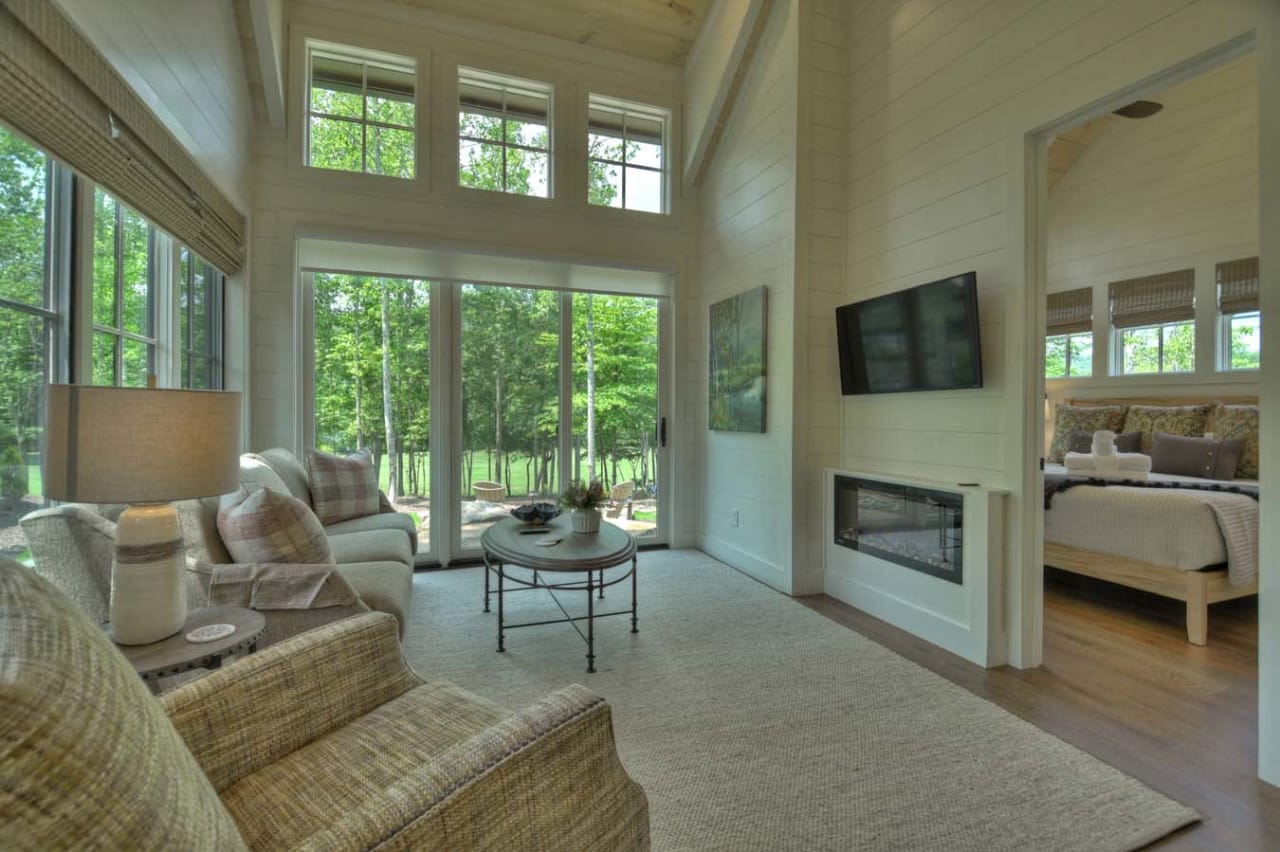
[607,481,636,519]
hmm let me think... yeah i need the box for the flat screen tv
[836,272,982,395]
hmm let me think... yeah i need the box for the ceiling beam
[683,0,770,189]
[249,0,285,128]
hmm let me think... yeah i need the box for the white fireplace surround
[823,469,1008,667]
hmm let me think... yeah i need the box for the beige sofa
[22,448,417,648]
[1,559,651,850]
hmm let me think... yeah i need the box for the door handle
[660,417,667,447]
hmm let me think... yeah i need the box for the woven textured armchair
[1,559,650,850]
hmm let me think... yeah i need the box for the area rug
[401,549,1198,851]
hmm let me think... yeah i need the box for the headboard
[1064,395,1258,432]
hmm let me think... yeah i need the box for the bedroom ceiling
[1047,116,1110,191]
[383,0,712,65]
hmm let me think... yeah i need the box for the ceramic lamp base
[111,503,187,645]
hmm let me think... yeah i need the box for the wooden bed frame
[1044,395,1260,645]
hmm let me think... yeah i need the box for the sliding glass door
[308,271,666,564]
[312,273,433,558]
[571,292,660,541]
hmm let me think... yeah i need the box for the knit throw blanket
[1044,474,1259,586]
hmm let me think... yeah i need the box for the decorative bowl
[511,502,561,524]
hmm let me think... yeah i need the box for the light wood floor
[799,568,1280,851]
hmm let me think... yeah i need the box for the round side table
[110,606,266,689]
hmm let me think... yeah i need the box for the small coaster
[535,536,563,547]
[186,623,236,643]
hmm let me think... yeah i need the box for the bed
[1043,396,1260,645]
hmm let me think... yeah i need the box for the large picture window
[308,46,416,179]
[587,95,668,213]
[179,248,224,389]
[458,68,552,198]
[92,188,157,387]
[0,124,66,560]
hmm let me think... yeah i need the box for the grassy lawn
[371,450,655,499]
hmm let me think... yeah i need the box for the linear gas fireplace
[833,475,963,583]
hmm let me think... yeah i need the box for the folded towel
[1063,451,1152,473]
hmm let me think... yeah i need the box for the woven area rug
[401,549,1198,851]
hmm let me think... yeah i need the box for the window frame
[1219,309,1261,372]
[91,189,163,388]
[1044,331,1093,379]
[1112,320,1196,376]
[305,43,417,179]
[456,66,554,198]
[587,94,670,214]
[178,247,225,389]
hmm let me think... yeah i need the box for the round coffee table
[481,514,638,673]
[111,606,265,688]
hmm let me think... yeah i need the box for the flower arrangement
[560,479,606,511]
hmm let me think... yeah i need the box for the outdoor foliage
[1229,313,1261,370]
[1121,321,1194,374]
[1044,333,1093,379]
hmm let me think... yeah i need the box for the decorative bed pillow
[1213,404,1259,479]
[1064,430,1141,455]
[1149,433,1243,480]
[1048,405,1127,463]
[306,448,380,525]
[1121,404,1211,454]
[217,486,334,565]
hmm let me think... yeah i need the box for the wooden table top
[112,606,265,679]
[482,514,637,572]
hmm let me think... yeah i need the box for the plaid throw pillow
[217,486,334,565]
[306,448,380,525]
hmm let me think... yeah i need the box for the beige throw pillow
[217,486,334,565]
[306,448,380,525]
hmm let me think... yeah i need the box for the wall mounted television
[835,271,982,395]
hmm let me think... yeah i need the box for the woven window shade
[0,1,245,274]
[1108,269,1195,328]
[1046,287,1092,335]
[1217,256,1259,315]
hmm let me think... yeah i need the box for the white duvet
[1044,464,1258,583]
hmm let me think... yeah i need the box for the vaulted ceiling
[1047,116,1110,191]
[385,0,713,65]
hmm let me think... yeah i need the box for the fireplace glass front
[833,475,963,583]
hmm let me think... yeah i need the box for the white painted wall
[1046,55,1258,409]
[56,0,254,212]
[833,1,1274,677]
[693,0,799,592]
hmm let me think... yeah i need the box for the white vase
[571,508,602,534]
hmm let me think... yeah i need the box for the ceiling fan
[1112,100,1164,119]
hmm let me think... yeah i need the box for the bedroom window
[587,95,668,213]
[1117,321,1194,375]
[1217,257,1260,371]
[1044,333,1092,378]
[307,45,416,179]
[1108,269,1195,376]
[458,68,552,198]
[1045,287,1092,378]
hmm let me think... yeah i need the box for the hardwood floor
[799,568,1280,851]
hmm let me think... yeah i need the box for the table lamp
[43,385,242,645]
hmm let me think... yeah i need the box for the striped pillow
[217,486,334,565]
[306,448,380,525]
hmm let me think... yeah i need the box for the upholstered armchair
[1,559,651,850]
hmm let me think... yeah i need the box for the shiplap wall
[694,0,798,591]
[55,0,253,211]
[795,0,850,594]
[837,0,1269,669]
[1046,54,1258,410]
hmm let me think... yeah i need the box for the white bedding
[1044,464,1258,580]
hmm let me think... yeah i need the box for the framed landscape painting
[709,286,767,432]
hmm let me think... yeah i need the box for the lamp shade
[44,385,242,504]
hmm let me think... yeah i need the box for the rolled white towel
[1092,430,1117,456]
[1093,453,1120,473]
